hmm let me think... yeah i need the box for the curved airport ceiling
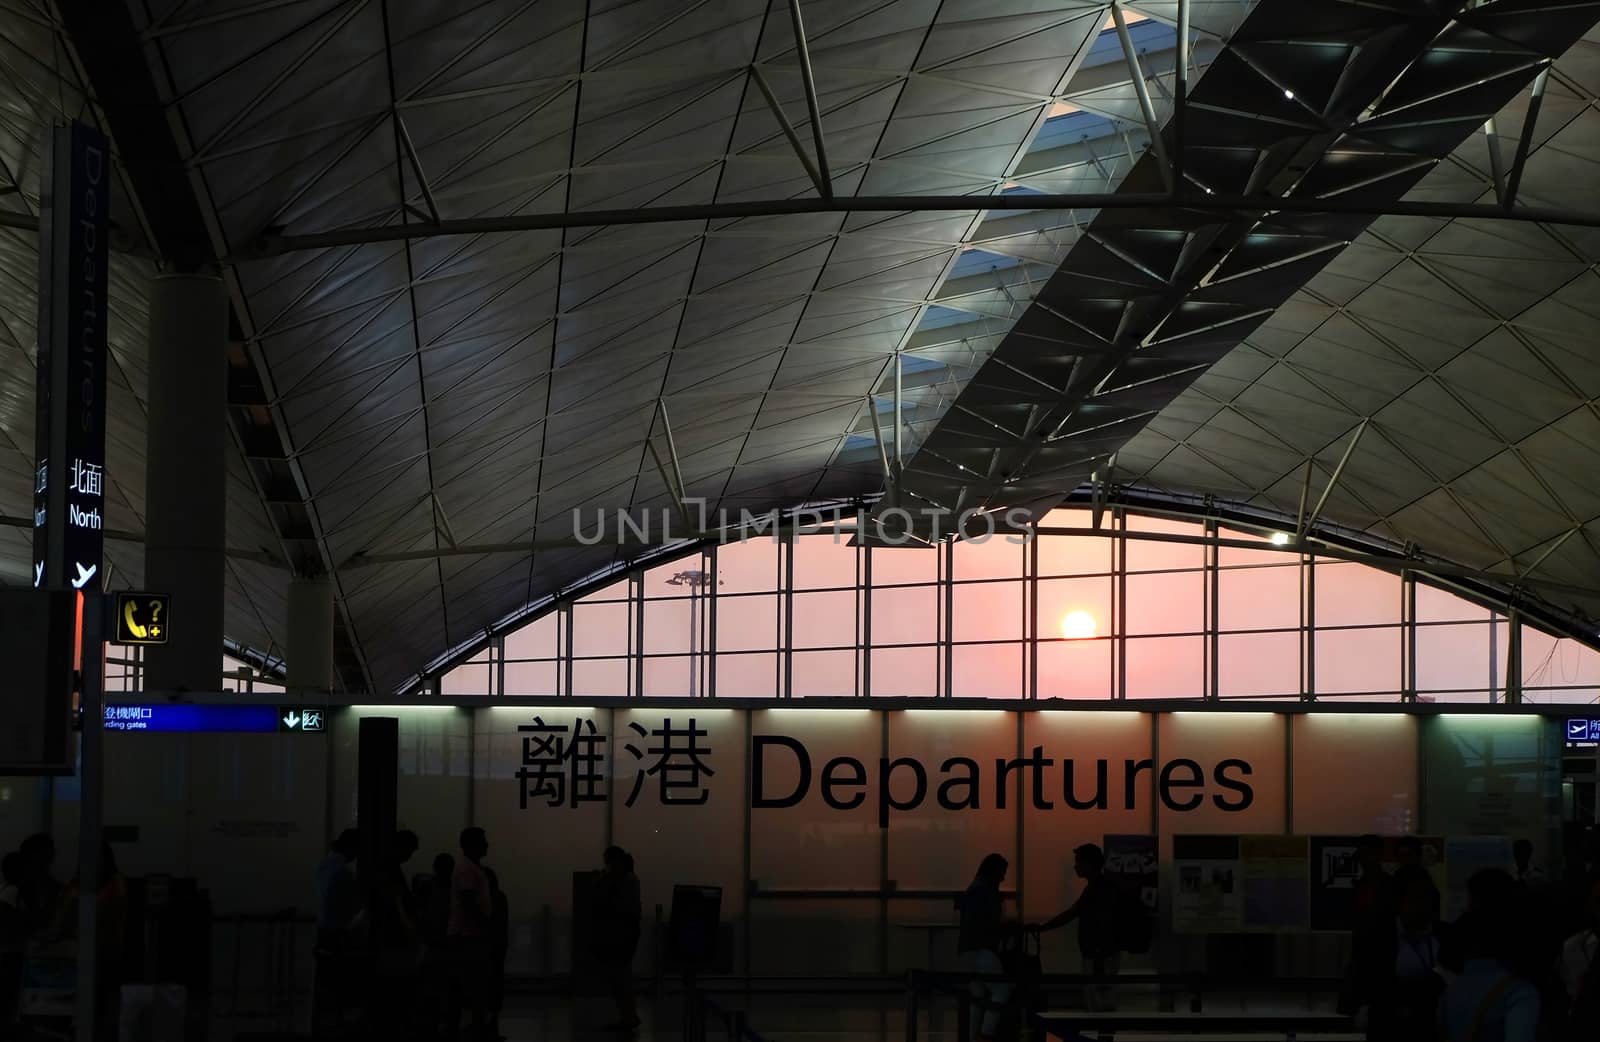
[0,0,1597,693]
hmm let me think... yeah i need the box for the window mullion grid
[1403,570,1417,703]
[783,532,794,699]
[494,635,505,698]
[1206,518,1219,702]
[1116,509,1127,701]
[1304,550,1316,702]
[943,539,954,699]
[561,602,573,698]
[855,528,865,698]
[1028,529,1039,701]
[632,571,644,698]
[707,543,719,700]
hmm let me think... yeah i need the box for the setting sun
[1061,610,1097,639]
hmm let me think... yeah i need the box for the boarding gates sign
[507,709,1257,826]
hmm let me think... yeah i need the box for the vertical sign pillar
[142,273,228,693]
[26,120,110,1039]
[287,577,335,694]
[356,717,398,971]
[31,122,110,596]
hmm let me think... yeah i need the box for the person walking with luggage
[956,854,1017,1042]
[595,846,642,1033]
[1032,843,1121,1011]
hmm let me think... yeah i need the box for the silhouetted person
[1559,875,1599,1040]
[596,846,641,1033]
[1513,839,1545,886]
[1035,843,1120,1011]
[1392,836,1442,927]
[61,843,126,1041]
[482,864,510,1041]
[0,852,24,1035]
[957,853,1014,1042]
[417,853,456,1041]
[1348,866,1445,1041]
[1353,835,1395,929]
[1438,869,1539,1042]
[313,829,363,1036]
[317,829,362,952]
[447,827,493,1041]
[373,830,423,1036]
[18,834,60,937]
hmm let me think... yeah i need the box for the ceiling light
[1283,89,1295,100]
[1270,532,1291,546]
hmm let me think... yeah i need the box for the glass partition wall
[440,508,1599,705]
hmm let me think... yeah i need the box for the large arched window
[438,509,1600,704]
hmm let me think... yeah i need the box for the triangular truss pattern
[1,0,1599,692]
[1125,20,1600,626]
[890,1,1600,627]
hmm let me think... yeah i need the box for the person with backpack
[956,853,1020,1042]
[1558,874,1599,1041]
[1030,843,1129,1011]
[1437,869,1540,1042]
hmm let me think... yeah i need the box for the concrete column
[142,274,228,694]
[287,577,335,693]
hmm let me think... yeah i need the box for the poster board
[1104,834,1158,918]
[1310,835,1446,931]
[1173,835,1242,933]
[1240,835,1309,931]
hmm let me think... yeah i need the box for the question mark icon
[149,599,163,638]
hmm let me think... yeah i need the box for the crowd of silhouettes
[313,827,643,1039]
[954,833,1600,1042]
[1336,833,1600,1042]
[0,833,126,1040]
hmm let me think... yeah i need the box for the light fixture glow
[1270,532,1291,546]
[1061,610,1097,640]
[1283,89,1295,100]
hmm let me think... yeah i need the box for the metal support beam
[866,395,893,483]
[1505,66,1550,209]
[1294,459,1314,538]
[1174,0,1189,190]
[788,0,832,200]
[892,350,904,474]
[1112,2,1174,193]
[430,492,459,549]
[1299,420,1368,539]
[645,439,692,532]
[658,400,689,505]
[749,64,828,199]
[1090,452,1117,530]
[229,192,1600,257]
[1484,117,1508,207]
[395,110,441,224]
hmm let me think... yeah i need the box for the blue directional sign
[1565,717,1599,747]
[278,707,325,733]
[100,704,332,734]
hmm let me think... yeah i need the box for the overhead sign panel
[112,592,170,646]
[98,704,330,735]
[32,121,110,595]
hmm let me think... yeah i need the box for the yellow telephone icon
[123,600,148,640]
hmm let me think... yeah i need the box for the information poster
[1309,835,1367,930]
[1240,835,1309,931]
[1443,836,1512,920]
[1104,834,1158,916]
[1173,834,1241,933]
